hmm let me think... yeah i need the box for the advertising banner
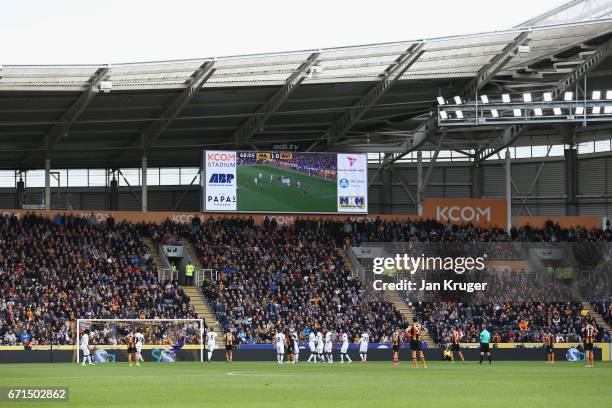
[0,209,601,230]
[336,153,368,213]
[421,198,507,227]
[202,150,367,214]
[203,151,237,211]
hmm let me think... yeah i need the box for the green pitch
[0,361,610,408]
[236,164,337,212]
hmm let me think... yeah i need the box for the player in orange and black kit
[408,320,427,368]
[582,321,598,368]
[224,330,235,363]
[286,331,295,363]
[126,331,137,367]
[449,327,465,363]
[544,330,555,364]
[391,330,402,368]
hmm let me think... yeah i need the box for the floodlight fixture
[454,96,462,104]
[553,107,562,115]
[439,110,448,119]
[575,106,584,115]
[491,109,499,118]
[534,108,543,116]
[605,106,612,114]
[455,110,464,119]
[437,96,445,105]
[593,106,601,114]
[480,95,489,104]
[543,92,552,102]
[592,90,601,100]
[502,94,511,103]
[606,90,612,100]
[523,93,532,103]
[564,92,573,101]
[513,109,521,117]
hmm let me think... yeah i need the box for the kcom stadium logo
[207,152,236,162]
[339,178,349,188]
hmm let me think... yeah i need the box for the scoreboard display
[203,150,368,214]
[250,152,294,160]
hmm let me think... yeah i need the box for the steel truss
[477,37,612,162]
[21,67,110,165]
[385,31,531,168]
[234,53,320,146]
[325,43,425,146]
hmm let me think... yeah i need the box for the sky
[0,0,568,65]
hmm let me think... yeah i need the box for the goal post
[76,318,204,363]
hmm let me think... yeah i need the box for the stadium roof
[1,0,612,169]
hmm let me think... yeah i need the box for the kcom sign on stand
[421,198,507,228]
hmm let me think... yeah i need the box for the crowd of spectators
[2,212,611,347]
[85,321,201,346]
[330,217,612,246]
[409,268,610,344]
[414,300,610,345]
[192,216,405,343]
[0,213,195,346]
[237,153,337,180]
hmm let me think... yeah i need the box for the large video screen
[203,151,368,213]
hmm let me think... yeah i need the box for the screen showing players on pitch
[202,150,368,213]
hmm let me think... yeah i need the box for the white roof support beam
[234,52,320,146]
[477,36,612,163]
[325,43,425,146]
[384,31,531,167]
[21,67,110,165]
[144,61,216,146]
[111,62,216,166]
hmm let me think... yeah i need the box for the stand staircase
[180,239,223,346]
[339,247,436,346]
[581,301,612,333]
[338,248,358,278]
[383,291,436,346]
[182,287,223,346]
[143,237,164,270]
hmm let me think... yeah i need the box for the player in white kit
[274,331,286,364]
[307,331,317,363]
[135,331,145,364]
[291,330,300,363]
[81,329,95,366]
[315,330,325,362]
[324,330,333,363]
[340,331,352,363]
[205,328,217,362]
[358,330,370,364]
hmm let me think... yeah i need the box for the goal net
[76,319,204,363]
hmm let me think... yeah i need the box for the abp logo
[209,173,235,184]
